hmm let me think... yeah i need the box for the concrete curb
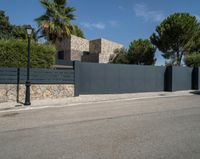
[0,91,196,113]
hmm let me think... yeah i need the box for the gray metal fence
[0,68,74,84]
[75,62,166,94]
[0,62,199,96]
[74,62,199,95]
[172,67,193,91]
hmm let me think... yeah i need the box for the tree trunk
[179,52,184,66]
[176,51,180,66]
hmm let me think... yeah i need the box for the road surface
[0,94,200,159]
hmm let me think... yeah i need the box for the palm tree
[35,0,77,43]
[72,25,85,38]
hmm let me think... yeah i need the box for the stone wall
[100,39,123,63]
[81,53,99,63]
[55,38,71,60]
[70,35,89,61]
[55,36,123,64]
[55,35,90,61]
[89,38,123,63]
[0,84,74,103]
[89,39,102,54]
[70,50,83,61]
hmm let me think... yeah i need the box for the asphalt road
[0,94,200,159]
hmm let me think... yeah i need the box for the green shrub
[109,48,129,64]
[0,39,55,68]
[184,53,200,67]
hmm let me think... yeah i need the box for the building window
[58,51,64,60]
[83,51,90,55]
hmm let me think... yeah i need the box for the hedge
[0,39,55,68]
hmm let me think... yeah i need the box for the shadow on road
[0,112,19,118]
[190,91,200,95]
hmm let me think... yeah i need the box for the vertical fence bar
[16,68,20,103]
[74,61,80,96]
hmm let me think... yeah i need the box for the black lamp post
[24,25,32,106]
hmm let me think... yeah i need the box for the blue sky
[1,0,200,65]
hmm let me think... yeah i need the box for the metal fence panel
[78,63,166,94]
[0,68,18,84]
[0,68,74,84]
[172,67,192,91]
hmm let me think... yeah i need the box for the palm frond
[35,0,82,43]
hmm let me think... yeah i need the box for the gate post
[164,66,173,92]
[192,67,199,90]
[74,61,80,96]
[16,68,20,103]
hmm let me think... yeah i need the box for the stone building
[55,35,123,63]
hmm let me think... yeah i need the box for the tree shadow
[190,91,200,95]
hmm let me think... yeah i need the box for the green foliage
[127,39,156,65]
[36,0,84,43]
[0,10,37,40]
[11,25,27,40]
[0,39,55,68]
[184,53,200,67]
[110,39,156,65]
[184,29,200,54]
[150,13,200,66]
[109,48,129,64]
[72,25,85,39]
[11,25,37,41]
[0,10,12,39]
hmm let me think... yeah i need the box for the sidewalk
[0,91,195,112]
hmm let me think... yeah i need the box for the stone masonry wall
[55,38,71,60]
[55,35,123,64]
[55,36,90,61]
[81,53,99,63]
[90,39,123,63]
[70,35,89,61]
[99,39,123,63]
[89,39,102,54]
[0,84,74,103]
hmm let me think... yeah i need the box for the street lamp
[24,25,32,106]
